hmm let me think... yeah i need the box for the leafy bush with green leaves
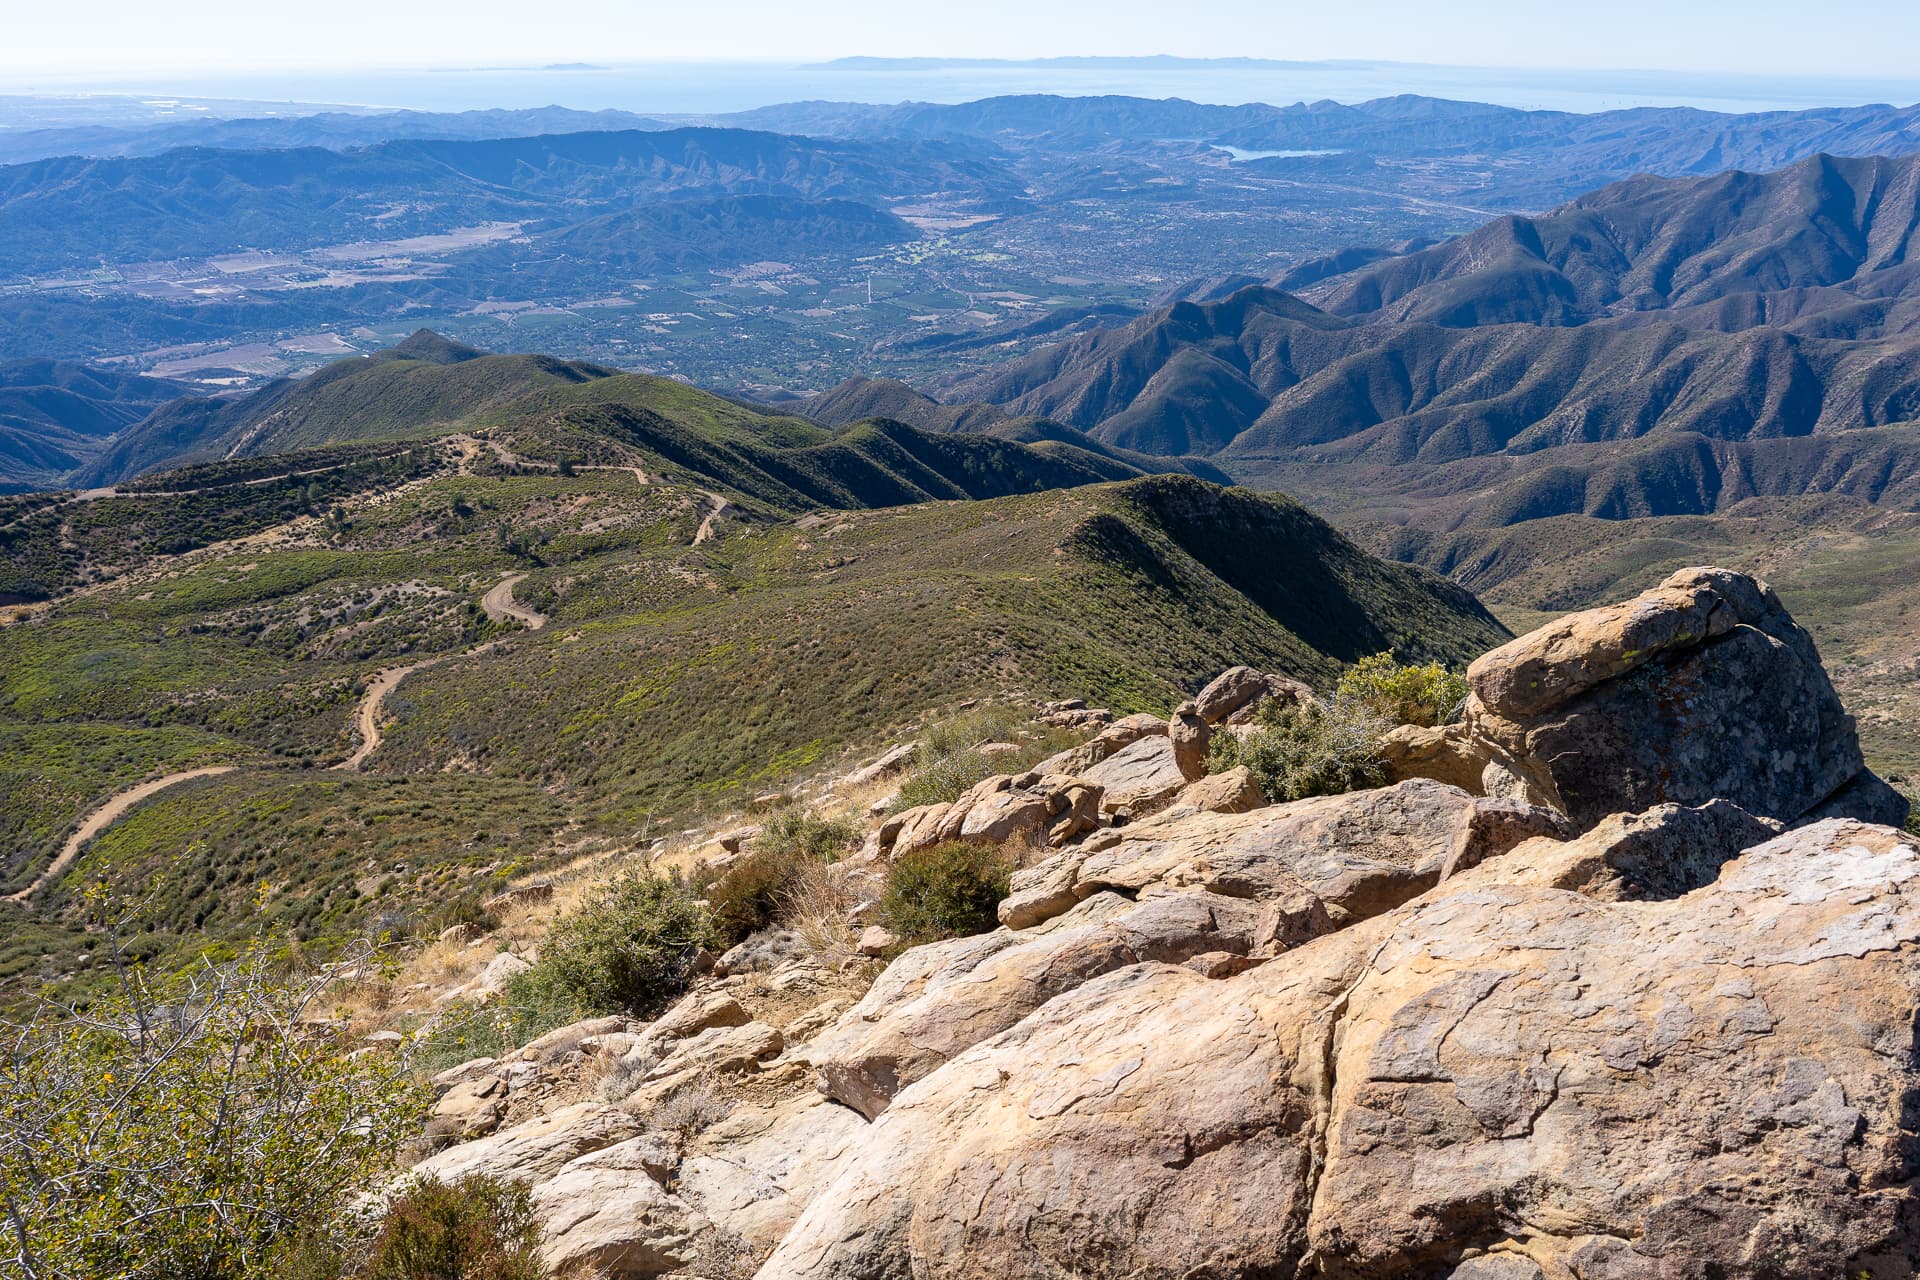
[1334,653,1470,727]
[540,869,715,1015]
[706,808,859,946]
[364,1175,545,1280]
[881,841,1014,947]
[0,930,426,1280]
[755,807,861,862]
[1208,697,1391,804]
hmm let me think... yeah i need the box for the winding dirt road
[334,573,550,772]
[6,765,238,903]
[693,493,729,545]
[331,658,452,772]
[480,573,549,628]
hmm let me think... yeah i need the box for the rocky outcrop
[1192,665,1315,725]
[677,1093,874,1256]
[1031,711,1165,777]
[411,1101,641,1186]
[998,779,1558,934]
[533,1136,698,1278]
[868,771,1103,861]
[406,571,1916,1279]
[1377,721,1489,794]
[1464,567,1905,830]
[1077,734,1188,816]
[810,891,1259,1118]
[1171,765,1267,814]
[759,818,1920,1279]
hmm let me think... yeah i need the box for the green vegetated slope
[0,349,1507,991]
[369,474,1504,825]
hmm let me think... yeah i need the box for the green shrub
[892,748,997,811]
[540,869,715,1015]
[707,849,797,947]
[755,807,861,862]
[1334,653,1470,727]
[1208,697,1390,804]
[0,938,426,1280]
[706,808,859,946]
[881,841,1014,947]
[365,1175,544,1280]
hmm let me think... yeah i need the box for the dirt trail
[693,493,729,545]
[7,765,238,903]
[331,657,452,772]
[480,572,549,629]
[335,573,549,771]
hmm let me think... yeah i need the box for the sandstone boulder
[676,1093,872,1257]
[1377,721,1489,794]
[840,743,917,789]
[1077,734,1187,816]
[1167,702,1210,781]
[1031,711,1165,777]
[1190,665,1271,723]
[532,1136,699,1278]
[1465,567,1904,830]
[1005,779,1486,931]
[1170,765,1266,814]
[1234,676,1315,723]
[411,1101,640,1186]
[425,1073,507,1144]
[874,773,1103,861]
[811,891,1258,1118]
[759,818,1920,1279]
[439,949,531,1005]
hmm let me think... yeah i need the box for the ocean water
[7,60,1920,119]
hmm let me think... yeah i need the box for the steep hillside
[0,447,1502,983]
[68,332,1225,504]
[801,376,1236,483]
[942,285,1920,465]
[1315,152,1920,331]
[75,331,611,484]
[0,361,190,491]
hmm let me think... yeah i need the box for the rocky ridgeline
[413,568,1916,1278]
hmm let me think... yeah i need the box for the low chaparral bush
[706,808,861,946]
[363,1175,545,1280]
[880,841,1014,947]
[539,869,715,1016]
[1334,653,1471,728]
[1207,696,1392,804]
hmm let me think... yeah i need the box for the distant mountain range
[0,362,190,491]
[726,93,1920,197]
[0,106,669,168]
[806,151,1920,530]
[0,127,1012,278]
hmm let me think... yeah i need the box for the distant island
[807,55,1392,71]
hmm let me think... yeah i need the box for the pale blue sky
[4,0,1913,78]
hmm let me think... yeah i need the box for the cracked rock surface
[758,819,1920,1279]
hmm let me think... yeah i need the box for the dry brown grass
[781,862,870,970]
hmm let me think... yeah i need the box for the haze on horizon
[5,0,1918,81]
